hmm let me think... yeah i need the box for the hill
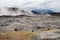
[31,9,54,14]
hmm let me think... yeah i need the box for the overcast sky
[0,0,60,12]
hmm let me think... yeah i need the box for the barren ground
[0,15,60,40]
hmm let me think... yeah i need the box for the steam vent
[0,7,60,40]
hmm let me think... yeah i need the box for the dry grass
[0,29,59,40]
[0,31,34,40]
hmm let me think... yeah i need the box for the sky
[0,0,60,12]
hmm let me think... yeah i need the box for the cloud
[0,0,60,12]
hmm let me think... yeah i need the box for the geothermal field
[0,7,60,40]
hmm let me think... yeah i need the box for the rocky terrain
[0,7,60,40]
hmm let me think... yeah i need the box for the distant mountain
[31,9,54,14]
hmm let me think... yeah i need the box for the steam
[0,7,33,16]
